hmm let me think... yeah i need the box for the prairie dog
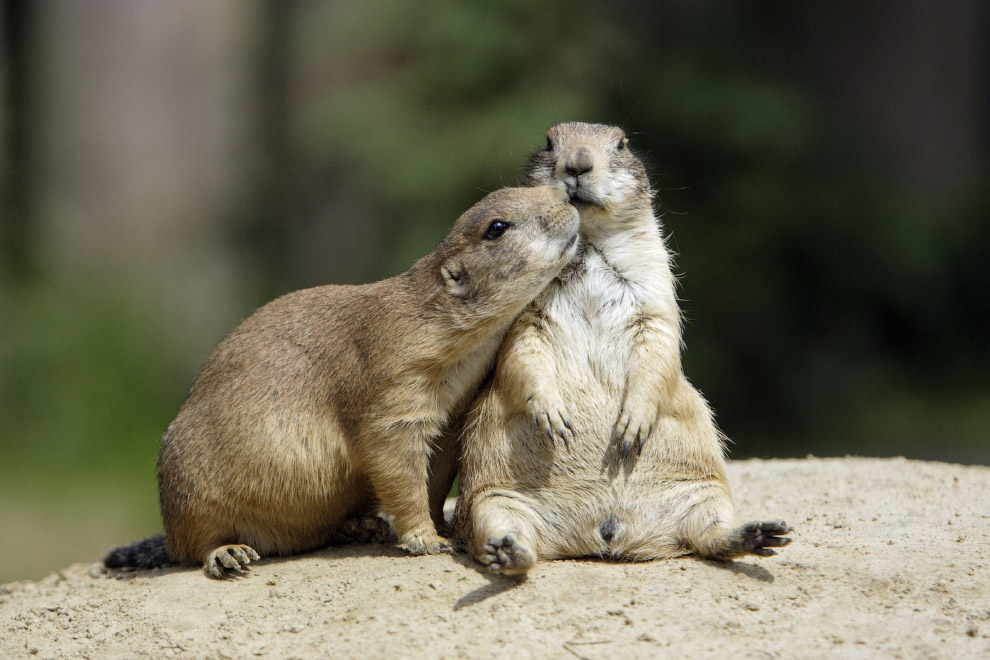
[104,186,580,578]
[453,123,791,574]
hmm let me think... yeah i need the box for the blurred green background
[1,1,987,583]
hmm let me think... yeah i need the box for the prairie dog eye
[618,137,628,150]
[546,136,554,150]
[484,219,511,240]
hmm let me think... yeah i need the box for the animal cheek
[529,173,551,187]
[526,163,553,184]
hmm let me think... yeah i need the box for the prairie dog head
[429,185,579,319]
[525,122,652,228]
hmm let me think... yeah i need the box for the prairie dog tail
[103,535,176,570]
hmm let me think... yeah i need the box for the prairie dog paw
[203,544,261,579]
[526,391,574,447]
[332,514,393,545]
[737,520,793,557]
[398,531,452,555]
[479,535,536,575]
[612,400,658,459]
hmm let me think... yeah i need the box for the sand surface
[2,457,988,659]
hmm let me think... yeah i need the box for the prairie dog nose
[564,146,594,176]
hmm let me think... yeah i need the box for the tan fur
[453,123,791,574]
[154,186,580,577]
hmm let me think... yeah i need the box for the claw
[218,552,239,570]
[563,419,575,450]
[556,419,570,448]
[613,416,631,453]
[202,544,259,579]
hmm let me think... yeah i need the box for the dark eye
[618,137,627,150]
[546,136,554,151]
[484,219,511,240]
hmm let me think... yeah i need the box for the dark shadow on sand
[449,549,525,610]
[699,556,776,582]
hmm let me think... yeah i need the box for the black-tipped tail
[103,534,176,569]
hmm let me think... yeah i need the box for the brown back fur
[149,185,580,574]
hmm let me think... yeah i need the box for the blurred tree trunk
[251,0,389,293]
[1,0,35,283]
[33,0,263,365]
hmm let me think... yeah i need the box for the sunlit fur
[454,123,790,574]
[108,186,580,577]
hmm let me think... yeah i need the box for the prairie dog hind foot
[203,544,261,579]
[480,534,537,575]
[735,520,793,557]
[703,520,793,560]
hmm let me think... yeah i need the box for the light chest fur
[544,220,678,392]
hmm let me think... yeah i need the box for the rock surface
[2,457,988,659]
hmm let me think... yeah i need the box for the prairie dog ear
[440,261,468,296]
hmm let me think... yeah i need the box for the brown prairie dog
[453,123,791,574]
[104,185,580,578]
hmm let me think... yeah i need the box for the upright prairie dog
[453,123,792,574]
[104,185,580,578]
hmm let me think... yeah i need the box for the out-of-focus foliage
[0,278,186,479]
[285,0,618,274]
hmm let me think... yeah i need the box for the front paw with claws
[398,530,452,555]
[526,392,574,447]
[611,403,657,460]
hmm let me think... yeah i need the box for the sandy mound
[2,457,988,659]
